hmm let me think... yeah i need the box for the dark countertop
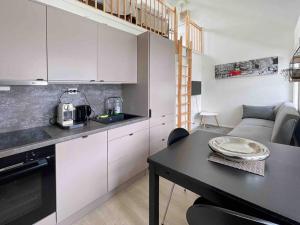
[0,117,148,159]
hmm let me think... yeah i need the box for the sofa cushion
[242,105,275,121]
[229,123,273,143]
[239,118,274,129]
[271,102,299,145]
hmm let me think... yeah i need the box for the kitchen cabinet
[98,24,137,83]
[108,121,149,191]
[150,119,175,155]
[47,7,98,82]
[149,32,176,119]
[56,132,107,223]
[123,32,176,154]
[0,0,47,84]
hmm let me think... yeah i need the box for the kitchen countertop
[0,116,148,159]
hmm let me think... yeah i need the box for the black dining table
[147,131,300,225]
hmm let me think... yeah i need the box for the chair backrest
[168,128,189,146]
[186,204,278,225]
[291,119,300,146]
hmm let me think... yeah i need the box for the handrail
[185,14,203,53]
[78,0,177,42]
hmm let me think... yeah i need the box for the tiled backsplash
[0,84,122,133]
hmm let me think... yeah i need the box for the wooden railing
[185,15,203,53]
[79,0,178,42]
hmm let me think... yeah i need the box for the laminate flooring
[73,174,198,225]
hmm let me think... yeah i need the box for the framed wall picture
[215,56,278,79]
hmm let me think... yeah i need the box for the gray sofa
[228,102,299,145]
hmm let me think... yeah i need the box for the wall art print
[215,56,278,79]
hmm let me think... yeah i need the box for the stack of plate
[208,136,270,162]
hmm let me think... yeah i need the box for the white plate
[208,136,270,162]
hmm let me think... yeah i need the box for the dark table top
[148,131,300,224]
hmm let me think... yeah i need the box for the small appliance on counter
[57,103,75,128]
[75,105,92,124]
[105,97,123,115]
[92,96,136,124]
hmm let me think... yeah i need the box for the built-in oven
[0,145,55,225]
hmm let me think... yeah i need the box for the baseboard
[58,170,147,225]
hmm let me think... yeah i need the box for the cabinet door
[98,24,137,83]
[149,33,176,118]
[150,120,174,155]
[56,132,107,223]
[47,7,98,81]
[0,0,47,81]
[108,129,149,191]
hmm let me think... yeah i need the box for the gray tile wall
[0,84,122,133]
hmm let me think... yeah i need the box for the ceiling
[169,0,300,31]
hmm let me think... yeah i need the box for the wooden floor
[73,174,198,225]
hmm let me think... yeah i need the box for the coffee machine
[57,103,75,127]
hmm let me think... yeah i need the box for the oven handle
[0,159,48,182]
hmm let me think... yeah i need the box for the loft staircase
[176,37,192,131]
[176,11,202,132]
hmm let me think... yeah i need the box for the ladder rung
[177,103,190,106]
[181,112,188,116]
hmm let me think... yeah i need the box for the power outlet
[67,88,78,95]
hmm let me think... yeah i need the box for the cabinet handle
[36,78,45,81]
[162,139,165,141]
[162,115,166,118]
[100,80,104,82]
[129,133,134,136]
[162,123,166,125]
[90,80,96,82]
[82,135,89,139]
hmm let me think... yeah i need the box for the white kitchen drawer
[150,120,175,141]
[108,129,149,163]
[108,120,149,141]
[108,152,148,191]
[161,120,175,140]
[108,128,149,191]
[150,114,175,128]
[149,120,175,155]
[150,139,163,156]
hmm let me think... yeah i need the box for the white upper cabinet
[149,33,176,118]
[47,7,98,82]
[98,24,137,83]
[0,0,47,83]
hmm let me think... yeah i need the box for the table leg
[199,115,203,127]
[149,164,159,225]
[215,116,220,127]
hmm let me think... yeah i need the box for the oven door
[0,156,55,225]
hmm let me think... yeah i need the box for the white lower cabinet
[150,118,175,155]
[56,132,108,223]
[108,122,149,191]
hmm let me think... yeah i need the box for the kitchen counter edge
[0,117,149,159]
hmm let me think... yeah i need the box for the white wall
[190,0,297,127]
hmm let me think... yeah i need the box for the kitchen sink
[92,113,141,124]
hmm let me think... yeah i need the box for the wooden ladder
[176,37,192,132]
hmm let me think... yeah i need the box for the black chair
[161,128,190,225]
[167,128,190,146]
[291,118,300,146]
[187,197,278,225]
